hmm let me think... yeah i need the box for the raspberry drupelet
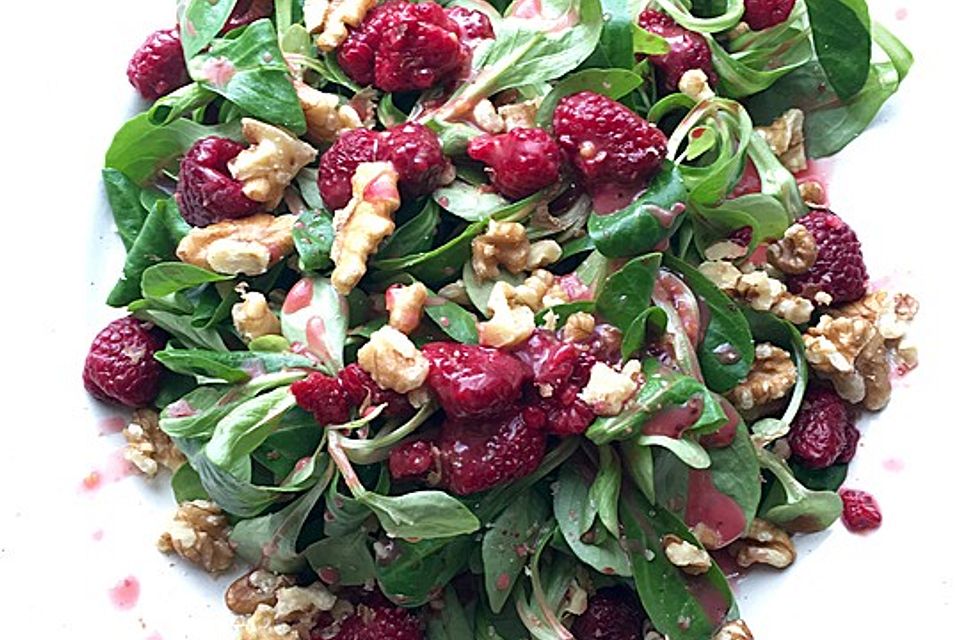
[327,598,423,640]
[571,587,647,640]
[291,372,352,426]
[743,0,797,31]
[839,488,882,533]
[126,28,190,100]
[467,128,562,199]
[787,210,868,304]
[421,342,530,419]
[83,317,168,408]
[175,136,261,227]
[788,386,856,469]
[637,10,718,92]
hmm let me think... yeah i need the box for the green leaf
[155,345,318,383]
[638,434,711,469]
[758,448,842,532]
[707,29,811,98]
[424,295,479,344]
[359,490,481,540]
[621,307,667,360]
[205,386,297,470]
[589,446,622,536]
[179,0,239,58]
[147,83,218,126]
[482,491,550,613]
[292,209,334,271]
[633,25,671,55]
[621,438,655,502]
[141,263,231,298]
[427,585,476,639]
[171,462,209,503]
[280,276,348,371]
[690,193,792,256]
[102,168,148,250]
[536,68,644,127]
[305,530,376,586]
[595,253,661,331]
[433,182,510,222]
[464,261,525,319]
[806,0,871,100]
[379,200,440,258]
[174,436,278,517]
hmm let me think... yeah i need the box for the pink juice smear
[108,576,140,611]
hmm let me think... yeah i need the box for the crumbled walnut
[737,270,786,310]
[678,68,715,102]
[478,280,537,348]
[437,279,470,305]
[123,409,184,476]
[803,314,880,405]
[726,343,797,412]
[757,108,806,172]
[579,361,640,416]
[294,80,362,144]
[226,571,295,615]
[512,269,555,310]
[642,621,667,640]
[386,282,428,334]
[814,290,833,306]
[714,619,754,640]
[856,330,892,411]
[699,260,742,292]
[497,100,539,131]
[471,221,530,281]
[767,223,818,275]
[527,239,563,270]
[728,519,796,569]
[799,180,827,206]
[311,0,378,51]
[894,336,918,371]
[562,311,596,342]
[662,534,712,575]
[157,500,234,573]
[704,240,748,262]
[238,604,299,640]
[229,119,317,210]
[303,0,330,34]
[330,162,401,295]
[274,584,337,621]
[700,260,813,324]
[833,290,914,340]
[233,290,281,342]
[357,326,429,393]
[473,98,505,133]
[177,214,296,276]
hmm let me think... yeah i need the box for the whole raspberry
[336,1,398,86]
[571,587,646,640]
[329,601,423,640]
[788,386,854,469]
[445,6,495,46]
[175,136,260,227]
[837,422,861,464]
[839,488,882,533]
[743,0,797,30]
[553,91,668,195]
[422,342,530,419]
[439,406,547,495]
[339,364,413,417]
[637,10,717,92]
[126,28,190,100]
[223,0,274,32]
[467,128,561,199]
[379,123,453,199]
[787,210,868,304]
[513,329,579,388]
[83,317,167,408]
[291,372,351,425]
[318,128,380,210]
[389,440,437,481]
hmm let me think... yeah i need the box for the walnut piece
[714,619,754,640]
[386,282,429,334]
[726,343,797,412]
[579,361,640,416]
[478,279,538,348]
[803,314,892,408]
[767,223,817,275]
[233,290,282,342]
[527,239,563,270]
[700,260,813,324]
[274,584,337,621]
[703,240,748,262]
[497,100,539,131]
[123,408,185,477]
[238,604,299,640]
[357,325,429,393]
[728,518,796,569]
[330,162,401,295]
[473,98,505,133]
[834,290,914,340]
[678,68,715,102]
[312,0,378,51]
[799,180,827,206]
[226,571,294,615]
[757,108,806,172]
[177,213,296,276]
[562,311,596,342]
[157,500,234,573]
[662,534,712,575]
[295,80,362,144]
[472,221,531,280]
[229,119,317,210]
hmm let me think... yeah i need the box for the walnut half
[727,518,796,569]
[123,408,184,477]
[767,223,817,275]
[177,214,296,276]
[228,119,317,210]
[157,500,235,573]
[726,343,797,413]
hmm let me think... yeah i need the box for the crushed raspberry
[836,422,861,464]
[637,10,717,92]
[422,342,530,419]
[389,440,437,481]
[83,317,167,408]
[730,160,762,198]
[787,210,868,304]
[318,128,380,210]
[743,0,797,31]
[126,28,190,100]
[291,372,351,425]
[175,137,260,227]
[327,601,423,640]
[438,407,546,495]
[467,128,561,199]
[788,386,855,469]
[571,587,646,640]
[445,6,495,46]
[552,91,668,196]
[339,364,413,417]
[728,226,754,247]
[839,488,882,533]
[513,329,579,388]
[223,0,274,32]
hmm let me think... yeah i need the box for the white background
[0,0,957,637]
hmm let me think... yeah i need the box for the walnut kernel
[471,221,530,281]
[757,108,806,172]
[233,291,282,342]
[767,223,818,275]
[497,100,539,131]
[229,119,317,210]
[312,0,378,51]
[662,534,712,575]
[726,343,797,412]
[226,571,294,615]
[123,408,185,477]
[579,361,640,416]
[295,80,362,144]
[357,326,429,393]
[477,280,537,348]
[562,311,596,342]
[238,604,299,640]
[728,518,796,569]
[678,68,715,102]
[157,500,234,573]
[714,619,754,640]
[177,214,296,276]
[386,282,429,334]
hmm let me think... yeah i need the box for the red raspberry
[512,329,579,388]
[729,159,762,198]
[421,342,530,419]
[839,488,882,533]
[728,226,754,247]
[439,407,547,495]
[175,136,260,227]
[836,422,861,464]
[788,386,854,469]
[83,317,167,408]
[379,123,453,199]
[445,6,495,46]
[389,440,437,481]
[291,372,351,425]
[571,587,646,640]
[336,1,397,86]
[329,601,423,640]
[318,128,380,210]
[467,128,561,199]
[743,0,797,30]
[339,364,413,417]
[126,28,190,100]
[223,0,274,32]
[553,91,668,196]
[637,10,717,92]
[787,210,868,304]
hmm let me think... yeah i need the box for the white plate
[1,1,957,637]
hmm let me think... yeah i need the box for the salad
[85,0,919,638]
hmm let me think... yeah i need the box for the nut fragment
[274,584,337,621]
[330,162,401,295]
[123,408,185,477]
[662,534,712,575]
[803,314,888,407]
[678,68,715,102]
[386,282,429,334]
[767,223,818,275]
[177,213,296,276]
[700,260,813,324]
[157,500,234,573]
[757,108,806,172]
[310,0,378,51]
[579,361,640,416]
[295,80,362,144]
[357,325,430,393]
[478,280,537,348]
[726,343,797,412]
[703,240,748,262]
[497,100,539,131]
[229,119,317,210]
[471,221,531,280]
[226,571,294,615]
[233,290,282,342]
[856,329,892,411]
[473,98,505,133]
[799,180,827,206]
[238,604,300,640]
[527,239,563,270]
[562,311,596,342]
[727,518,796,569]
[713,619,754,640]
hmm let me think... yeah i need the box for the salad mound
[88,0,918,638]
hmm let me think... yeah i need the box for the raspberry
[389,440,437,481]
[439,407,547,495]
[336,1,397,86]
[339,364,413,417]
[329,601,423,640]
[83,317,167,408]
[788,386,854,469]
[291,372,351,425]
[836,422,861,464]
[637,10,717,92]
[421,342,530,419]
[553,91,668,196]
[445,6,495,46]
[839,488,882,533]
[223,0,274,32]
[787,210,868,304]
[126,28,190,100]
[379,123,453,199]
[467,128,561,199]
[729,159,762,198]
[175,137,260,227]
[728,226,753,247]
[512,329,579,388]
[571,587,646,640]
[743,0,797,30]
[318,128,380,210]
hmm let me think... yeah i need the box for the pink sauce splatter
[895,7,908,20]
[283,278,314,314]
[883,457,905,473]
[108,576,140,611]
[684,470,746,549]
[200,57,236,87]
[642,398,705,438]
[306,316,333,361]
[80,450,136,493]
[92,529,104,542]
[146,633,163,640]
[98,415,126,435]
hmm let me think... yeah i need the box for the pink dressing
[200,57,236,87]
[684,470,746,549]
[643,397,705,438]
[685,575,729,627]
[283,278,314,314]
[306,316,333,361]
[98,415,126,435]
[108,576,140,611]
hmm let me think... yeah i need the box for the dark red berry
[839,488,882,533]
[787,210,868,304]
[126,28,190,100]
[637,10,717,92]
[439,407,546,495]
[339,364,413,417]
[318,128,380,210]
[553,91,668,196]
[422,342,530,419]
[728,226,754,247]
[83,317,167,408]
[788,386,854,469]
[389,440,437,481]
[336,1,397,86]
[330,601,423,640]
[837,422,861,464]
[539,390,596,436]
[223,0,274,32]
[571,587,646,640]
[467,128,561,199]
[175,136,260,227]
[512,329,579,388]
[379,123,453,199]
[292,372,351,425]
[743,0,797,31]
[445,6,495,46]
